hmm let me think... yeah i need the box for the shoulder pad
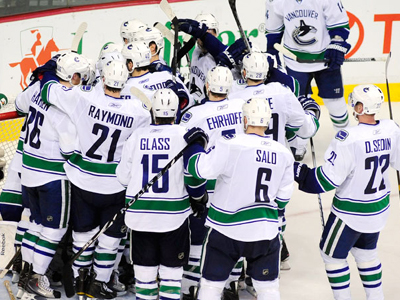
[335,130,349,141]
[180,111,192,123]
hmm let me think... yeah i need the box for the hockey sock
[159,265,183,300]
[21,221,41,264]
[182,244,202,294]
[72,228,97,278]
[224,257,244,288]
[321,251,351,300]
[351,247,383,300]
[197,278,225,300]
[15,208,30,247]
[32,226,67,275]
[134,265,159,300]
[93,234,120,282]
[252,278,280,300]
[323,97,349,130]
[114,236,127,271]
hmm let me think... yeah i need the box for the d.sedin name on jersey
[365,138,391,153]
[88,105,134,128]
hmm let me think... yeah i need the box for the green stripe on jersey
[316,167,336,192]
[69,153,117,175]
[187,154,202,180]
[286,48,325,61]
[326,24,350,31]
[0,192,22,205]
[17,139,23,151]
[333,194,390,215]
[23,153,65,174]
[127,197,190,212]
[208,205,278,225]
[41,81,58,105]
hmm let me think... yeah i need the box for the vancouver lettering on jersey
[88,105,133,128]
[365,138,391,153]
[31,93,50,111]
[285,10,318,22]
[206,112,242,130]
[140,137,170,151]
[256,150,277,164]
[190,66,206,83]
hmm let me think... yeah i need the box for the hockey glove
[165,79,190,110]
[177,19,208,39]
[30,54,60,87]
[0,147,5,180]
[184,127,209,149]
[190,192,208,218]
[293,162,310,186]
[298,96,321,120]
[216,38,250,69]
[324,37,351,70]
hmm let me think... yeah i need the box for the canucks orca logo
[292,20,317,46]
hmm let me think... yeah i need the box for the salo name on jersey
[206,112,242,130]
[140,137,170,151]
[31,93,50,111]
[365,138,392,154]
[190,65,206,83]
[88,105,134,128]
[285,9,319,22]
[256,149,277,165]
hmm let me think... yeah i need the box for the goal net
[0,103,24,192]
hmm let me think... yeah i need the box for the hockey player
[179,66,245,299]
[184,97,294,300]
[40,59,151,299]
[120,19,147,44]
[265,0,351,160]
[116,88,206,300]
[293,84,400,300]
[15,51,90,299]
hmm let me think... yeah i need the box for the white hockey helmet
[84,58,96,85]
[206,66,233,95]
[56,52,90,85]
[120,19,147,42]
[98,42,124,59]
[349,84,384,116]
[242,52,269,80]
[97,51,126,77]
[102,60,129,89]
[152,88,179,119]
[128,26,164,55]
[195,13,219,36]
[122,41,151,69]
[242,98,272,130]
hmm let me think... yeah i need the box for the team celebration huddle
[0,0,399,300]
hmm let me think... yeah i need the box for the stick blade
[154,22,174,43]
[71,22,87,53]
[130,87,152,111]
[273,43,297,60]
[160,0,177,22]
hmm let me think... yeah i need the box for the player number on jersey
[24,106,44,149]
[141,154,169,193]
[255,167,272,202]
[86,123,121,162]
[265,113,279,141]
[364,154,389,194]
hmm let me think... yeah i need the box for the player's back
[180,98,245,148]
[229,82,304,145]
[196,133,294,242]
[123,125,191,232]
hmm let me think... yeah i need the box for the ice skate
[26,273,61,298]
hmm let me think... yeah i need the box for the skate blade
[21,291,47,300]
[245,286,257,297]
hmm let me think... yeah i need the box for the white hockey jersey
[188,133,294,242]
[188,47,216,103]
[265,0,350,72]
[179,98,245,148]
[41,82,151,194]
[316,120,400,233]
[229,82,317,145]
[117,125,191,232]
[15,81,75,187]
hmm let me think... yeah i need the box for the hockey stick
[384,52,400,197]
[63,142,192,295]
[309,137,325,229]
[130,87,152,111]
[0,247,21,279]
[274,43,386,63]
[159,0,181,77]
[228,0,251,52]
[71,22,87,53]
[4,280,16,300]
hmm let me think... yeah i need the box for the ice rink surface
[1,103,400,300]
